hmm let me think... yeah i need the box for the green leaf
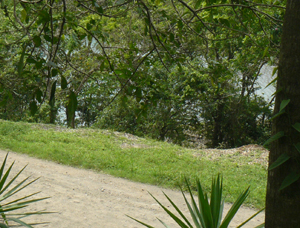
[26,57,36,64]
[100,61,105,71]
[265,76,277,89]
[51,69,59,77]
[126,215,155,228]
[162,191,193,227]
[270,109,285,120]
[0,161,14,192]
[268,153,290,170]
[294,143,300,153]
[33,36,41,47]
[37,10,51,24]
[148,192,190,228]
[135,87,142,102]
[177,20,183,30]
[221,187,249,228]
[219,19,230,27]
[262,47,269,58]
[6,217,33,228]
[96,6,103,14]
[17,46,26,77]
[36,89,42,103]
[44,35,52,42]
[29,101,38,116]
[21,9,27,22]
[279,172,300,191]
[169,33,174,42]
[272,67,278,76]
[195,0,201,9]
[35,60,43,69]
[292,122,300,133]
[0,153,8,181]
[237,208,265,228]
[86,23,92,30]
[190,178,209,227]
[61,76,67,89]
[263,131,284,147]
[279,99,290,112]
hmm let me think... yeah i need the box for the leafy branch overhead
[0,0,283,147]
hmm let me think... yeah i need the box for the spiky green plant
[129,175,264,228]
[0,153,50,227]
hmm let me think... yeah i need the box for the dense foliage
[0,0,285,148]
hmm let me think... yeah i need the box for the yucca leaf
[0,177,32,201]
[6,217,33,228]
[279,171,300,190]
[15,222,51,226]
[163,191,193,227]
[0,165,28,195]
[0,154,8,181]
[279,99,290,112]
[9,210,54,217]
[1,178,40,202]
[195,179,213,228]
[185,179,204,227]
[218,200,225,227]
[2,188,41,204]
[126,215,156,228]
[0,208,8,225]
[149,192,190,228]
[1,192,40,208]
[236,208,265,228]
[220,187,250,228]
[0,154,49,227]
[181,191,201,228]
[254,223,265,228]
[0,205,27,213]
[268,153,290,171]
[157,218,171,228]
[210,175,223,228]
[2,196,49,210]
[0,162,14,193]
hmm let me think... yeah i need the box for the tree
[2,0,300,225]
[265,1,300,227]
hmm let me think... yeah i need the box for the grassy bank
[0,120,267,208]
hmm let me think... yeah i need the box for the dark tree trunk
[66,105,75,128]
[49,107,57,124]
[212,102,225,148]
[265,1,300,227]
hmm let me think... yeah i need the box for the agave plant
[0,153,50,227]
[129,174,264,228]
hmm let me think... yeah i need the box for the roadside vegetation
[0,120,267,209]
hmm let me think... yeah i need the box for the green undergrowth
[0,120,267,208]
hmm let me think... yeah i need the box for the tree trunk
[265,1,300,227]
[212,101,225,148]
[66,105,75,128]
[49,107,57,124]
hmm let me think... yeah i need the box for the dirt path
[0,150,264,227]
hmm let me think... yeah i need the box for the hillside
[0,120,268,209]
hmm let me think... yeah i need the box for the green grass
[0,120,267,208]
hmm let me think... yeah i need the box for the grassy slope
[0,120,267,208]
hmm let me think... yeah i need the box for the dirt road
[0,150,264,227]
